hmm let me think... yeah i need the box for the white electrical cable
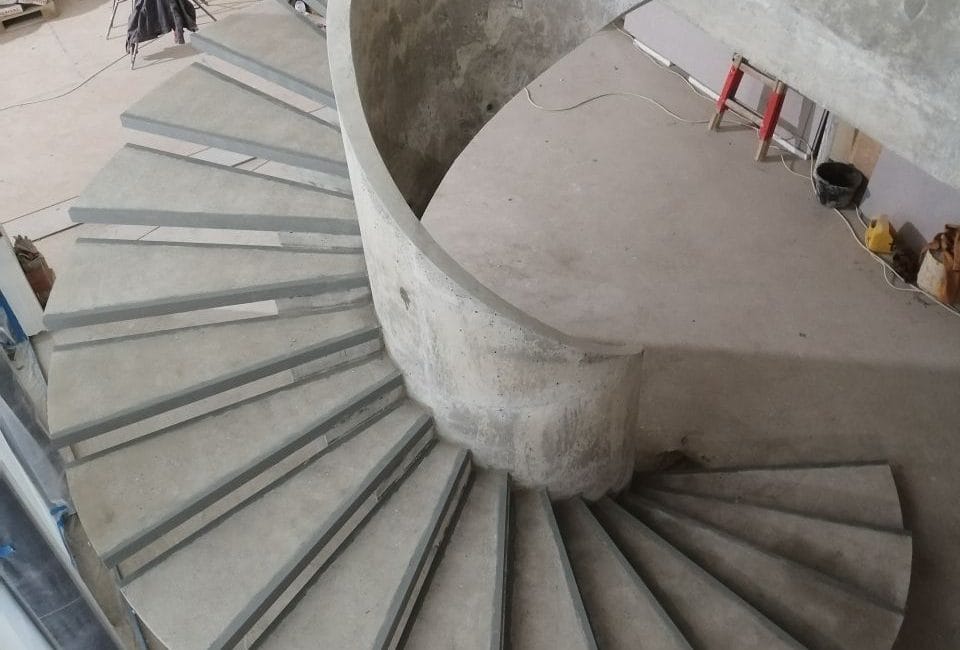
[523,87,710,124]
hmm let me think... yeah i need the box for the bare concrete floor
[0,0,261,240]
[423,27,960,648]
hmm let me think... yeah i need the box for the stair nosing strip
[50,324,380,447]
[210,413,436,649]
[44,272,369,331]
[117,397,407,587]
[95,143,352,197]
[596,498,806,650]
[623,493,907,616]
[190,32,336,107]
[66,350,386,466]
[374,448,472,649]
[120,112,349,177]
[72,236,361,253]
[489,472,509,650]
[539,490,598,650]
[637,485,912,537]
[643,459,894,477]
[573,498,692,649]
[69,207,361,235]
[100,371,404,566]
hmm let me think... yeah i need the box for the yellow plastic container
[864,216,895,254]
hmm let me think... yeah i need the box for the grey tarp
[126,0,197,53]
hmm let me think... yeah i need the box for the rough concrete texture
[330,1,645,499]
[637,487,912,610]
[44,238,367,328]
[593,498,803,650]
[122,63,347,175]
[418,30,960,646]
[555,498,690,649]
[47,306,378,439]
[405,470,506,650]
[123,404,427,650]
[660,0,960,190]
[624,494,904,650]
[348,0,639,213]
[72,145,358,233]
[190,0,335,106]
[508,490,595,650]
[257,443,465,650]
[66,357,398,561]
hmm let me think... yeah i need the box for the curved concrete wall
[327,0,644,498]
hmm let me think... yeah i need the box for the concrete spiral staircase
[43,1,913,648]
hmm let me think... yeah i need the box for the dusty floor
[0,0,260,241]
[423,27,960,648]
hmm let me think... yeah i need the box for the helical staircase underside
[43,1,913,648]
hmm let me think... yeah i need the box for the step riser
[105,374,405,568]
[69,207,361,235]
[51,325,382,448]
[213,417,437,649]
[622,495,904,650]
[120,113,349,178]
[378,452,471,650]
[44,272,368,331]
[636,486,912,610]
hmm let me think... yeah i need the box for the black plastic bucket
[814,162,863,209]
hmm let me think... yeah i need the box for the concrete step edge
[539,490,598,650]
[97,370,405,566]
[490,472,510,650]
[210,413,437,648]
[49,324,381,447]
[622,493,906,616]
[595,497,806,650]
[375,449,472,648]
[563,498,692,649]
[120,63,348,177]
[190,30,336,107]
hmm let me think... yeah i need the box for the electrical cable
[523,87,710,124]
[0,53,130,112]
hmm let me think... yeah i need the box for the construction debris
[13,236,55,307]
[918,225,960,305]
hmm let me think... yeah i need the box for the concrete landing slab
[44,238,367,329]
[121,63,347,175]
[71,145,357,233]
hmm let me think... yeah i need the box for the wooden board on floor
[0,0,57,32]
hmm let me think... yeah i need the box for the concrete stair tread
[47,307,380,446]
[593,498,804,650]
[70,145,357,233]
[636,486,913,610]
[555,498,691,650]
[121,63,347,175]
[258,443,470,650]
[189,0,334,106]
[405,469,509,650]
[122,403,434,650]
[510,489,596,650]
[622,494,905,650]
[67,357,401,566]
[640,462,904,529]
[43,238,367,330]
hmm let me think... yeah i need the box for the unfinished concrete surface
[421,28,959,647]
[28,0,923,647]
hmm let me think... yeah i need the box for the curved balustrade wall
[328,0,644,498]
